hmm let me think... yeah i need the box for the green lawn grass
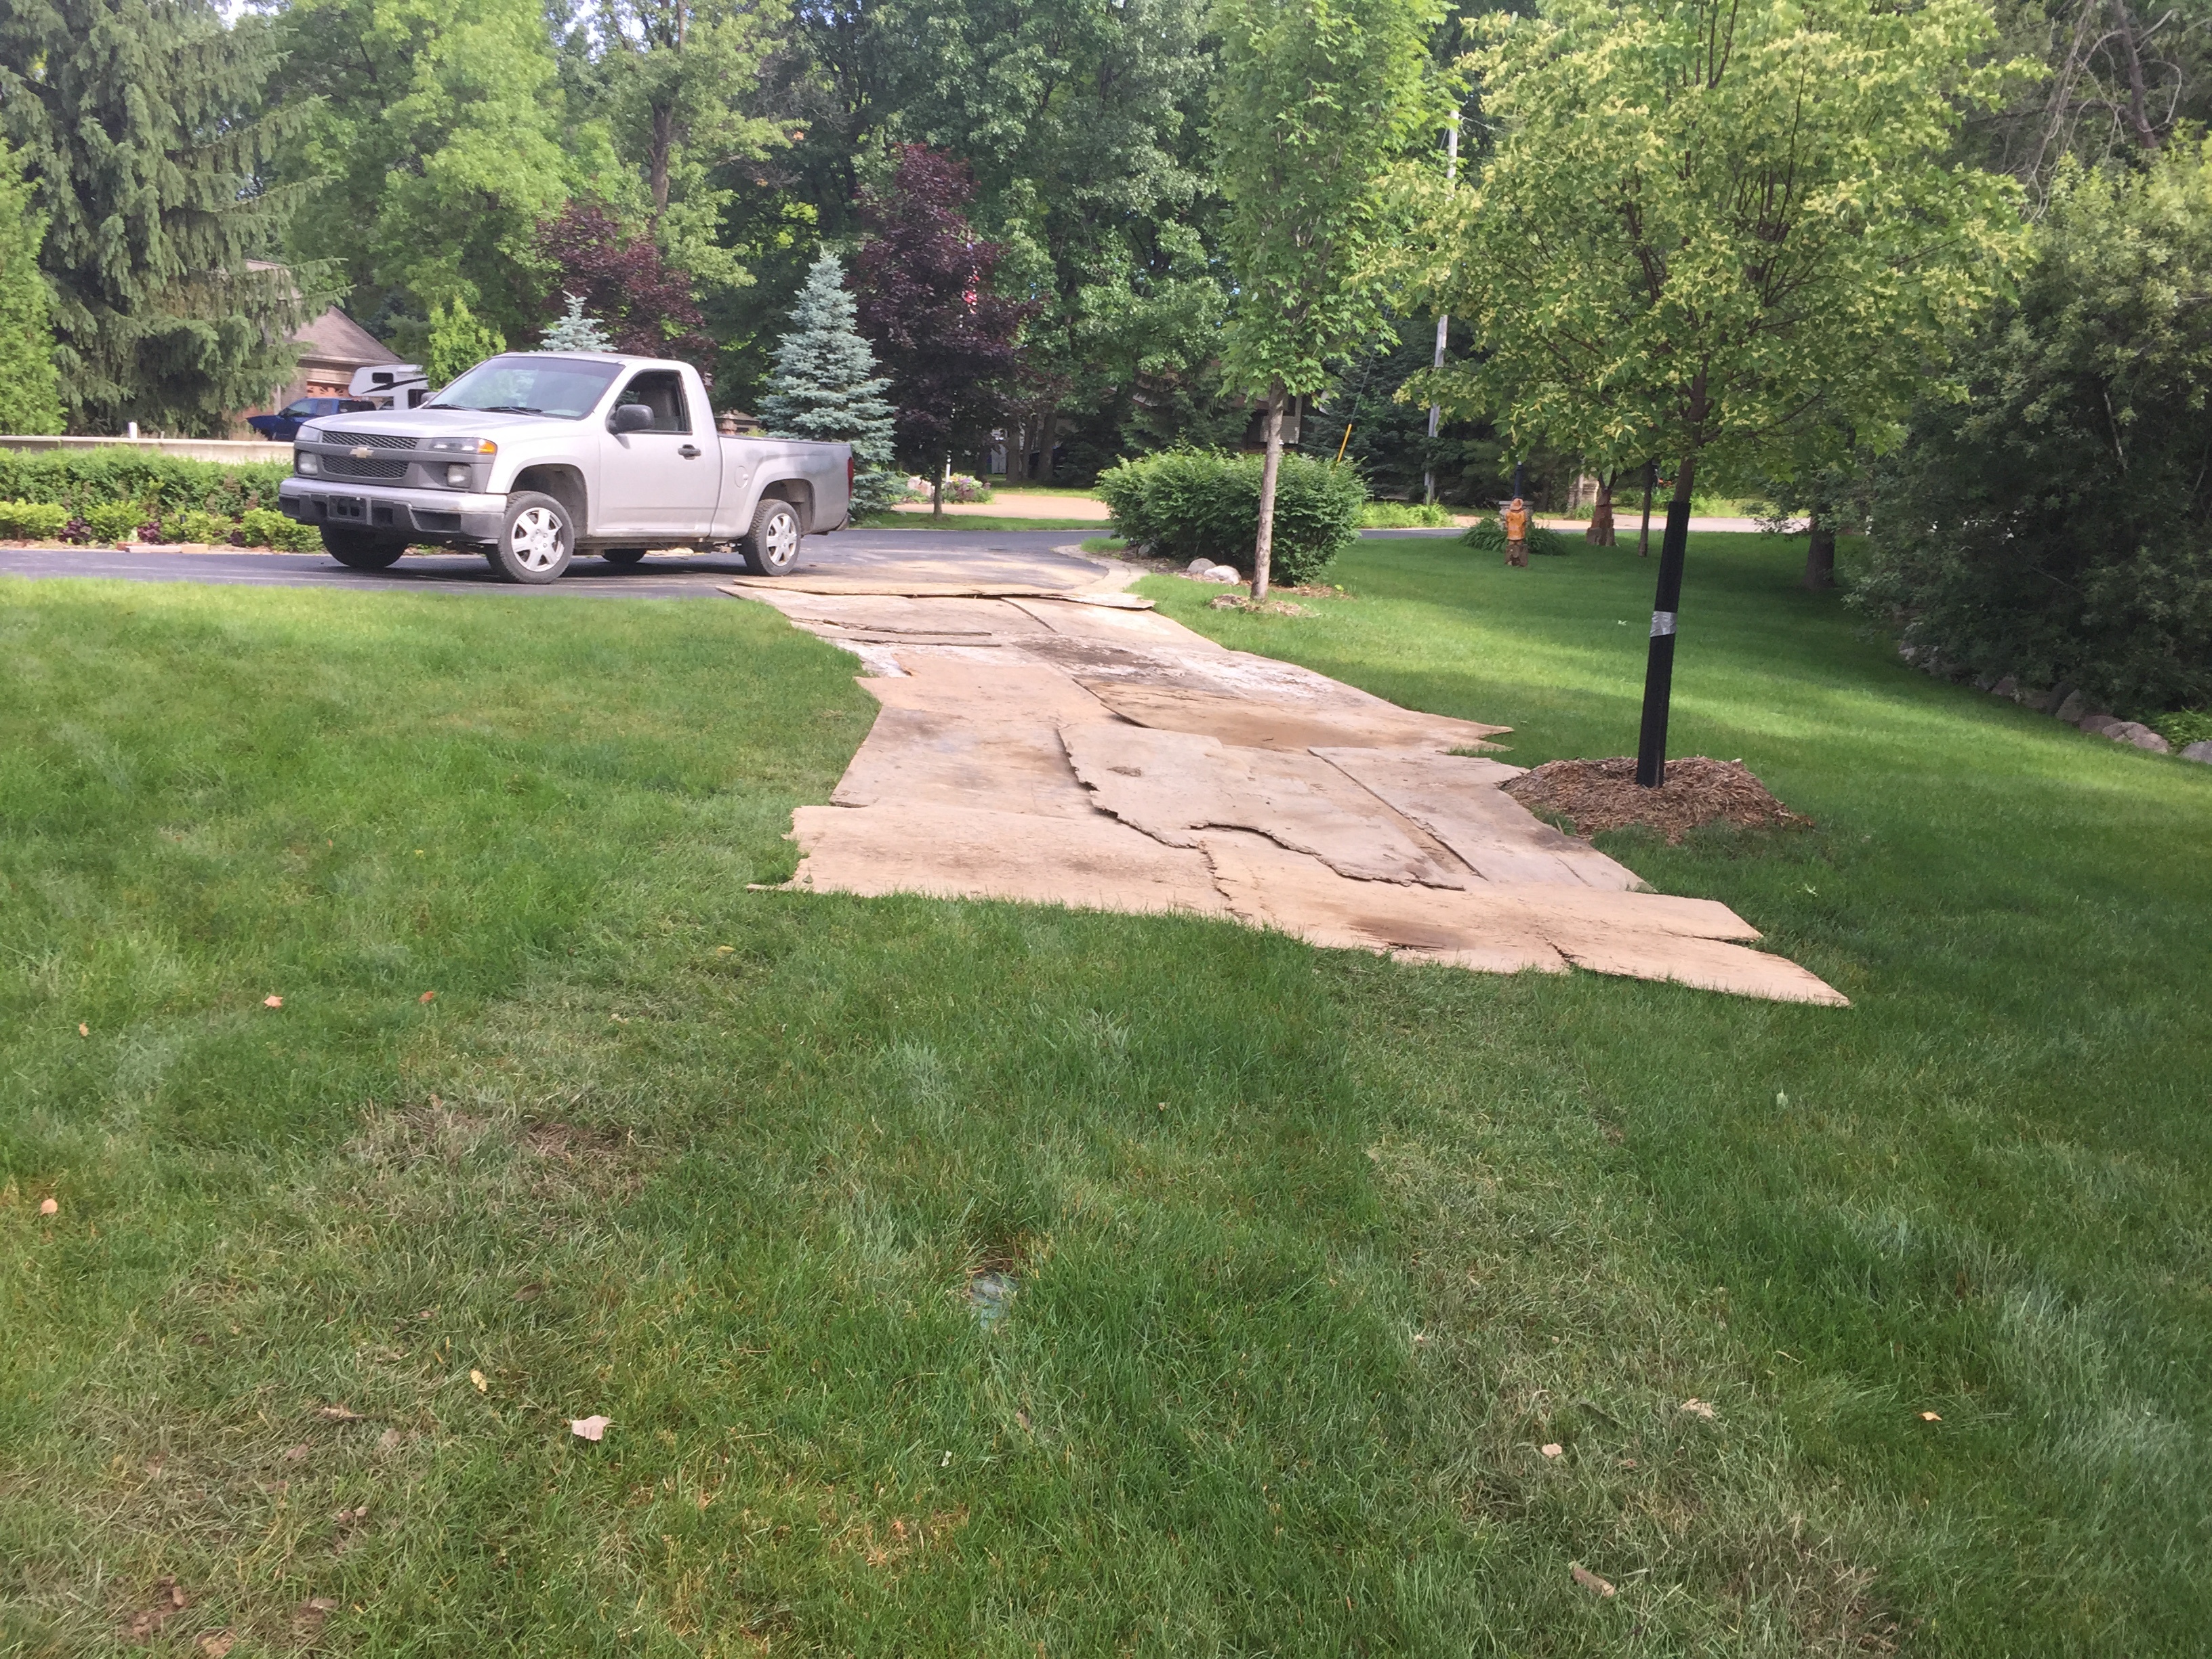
[3,538,2207,1655]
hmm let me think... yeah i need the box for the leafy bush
[1094,449,1365,585]
[168,509,237,545]
[1856,148,2212,713]
[0,499,69,540]
[81,502,140,543]
[0,449,291,518]
[1359,501,1454,529]
[1461,517,1574,557]
[2155,710,2212,748]
[237,507,321,551]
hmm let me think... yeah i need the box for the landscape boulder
[2182,740,2212,765]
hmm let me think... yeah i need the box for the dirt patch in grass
[1503,756,1812,843]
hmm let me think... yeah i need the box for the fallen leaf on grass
[314,1405,365,1422]
[419,990,436,1004]
[78,1023,88,1037]
[514,1282,544,1302]
[1920,1410,1942,1422]
[263,995,283,1009]
[716,944,734,955]
[571,1414,610,1441]
[199,1630,237,1656]
[1570,1563,1617,1599]
[1679,1398,1716,1419]
[39,1197,58,1216]
[470,1370,488,1394]
[1540,1443,1564,1458]
[125,1576,187,1639]
[282,1444,309,1462]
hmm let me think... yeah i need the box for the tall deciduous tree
[0,0,310,434]
[852,145,1033,514]
[578,0,789,291]
[758,252,901,514]
[269,0,610,342]
[1418,0,2020,780]
[1212,0,1441,597]
[534,201,719,368]
[0,141,62,434]
[426,296,506,388]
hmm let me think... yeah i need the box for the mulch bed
[1503,756,1813,843]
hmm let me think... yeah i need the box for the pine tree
[758,254,901,515]
[539,293,618,353]
[426,297,507,388]
[0,142,62,435]
[0,0,314,434]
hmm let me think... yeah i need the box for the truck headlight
[296,451,321,476]
[424,436,497,455]
[444,463,472,487]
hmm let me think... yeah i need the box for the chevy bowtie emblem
[350,446,373,459]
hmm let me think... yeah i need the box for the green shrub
[0,499,68,540]
[168,508,236,545]
[1460,517,1574,557]
[80,501,140,543]
[1094,449,1365,585]
[0,449,291,518]
[2155,710,2212,748]
[236,506,321,551]
[1359,500,1454,529]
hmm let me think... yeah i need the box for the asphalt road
[0,527,1120,598]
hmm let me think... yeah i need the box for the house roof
[293,306,401,369]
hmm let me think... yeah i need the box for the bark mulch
[1502,756,1813,844]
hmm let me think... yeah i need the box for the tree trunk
[1637,460,1656,556]
[649,102,676,214]
[1801,514,1837,590]
[1038,407,1060,485]
[1634,454,1698,787]
[1253,380,1286,601]
[2112,0,2163,152]
[1586,474,1616,546]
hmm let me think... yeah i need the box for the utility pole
[1424,112,1459,506]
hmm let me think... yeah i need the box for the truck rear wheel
[490,491,574,583]
[739,497,804,576]
[323,528,407,570]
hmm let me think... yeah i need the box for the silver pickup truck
[276,352,852,582]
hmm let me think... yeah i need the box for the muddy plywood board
[832,705,1099,819]
[859,658,1117,724]
[789,802,1227,917]
[1061,722,1470,888]
[1002,596,1231,653]
[1535,916,1849,1005]
[1315,748,1643,890]
[1197,830,1565,973]
[1078,680,1508,753]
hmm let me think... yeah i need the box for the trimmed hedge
[1095,449,1365,586]
[0,449,325,548]
[0,449,293,517]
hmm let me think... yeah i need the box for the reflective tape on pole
[1650,611,1677,637]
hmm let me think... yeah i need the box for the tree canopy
[0,140,62,434]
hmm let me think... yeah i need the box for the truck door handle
[678,444,701,458]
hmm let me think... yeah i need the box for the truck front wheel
[740,497,803,576]
[491,492,575,583]
[322,528,407,570]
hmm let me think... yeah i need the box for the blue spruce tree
[758,254,901,515]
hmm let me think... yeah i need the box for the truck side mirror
[609,403,654,434]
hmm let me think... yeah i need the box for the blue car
[247,396,377,442]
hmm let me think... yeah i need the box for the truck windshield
[428,356,622,419]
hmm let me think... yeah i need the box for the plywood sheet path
[738,574,1846,1006]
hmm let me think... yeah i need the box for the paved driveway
[0,528,1113,598]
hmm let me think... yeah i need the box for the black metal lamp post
[1633,459,1694,787]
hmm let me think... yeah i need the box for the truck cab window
[618,371,690,434]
